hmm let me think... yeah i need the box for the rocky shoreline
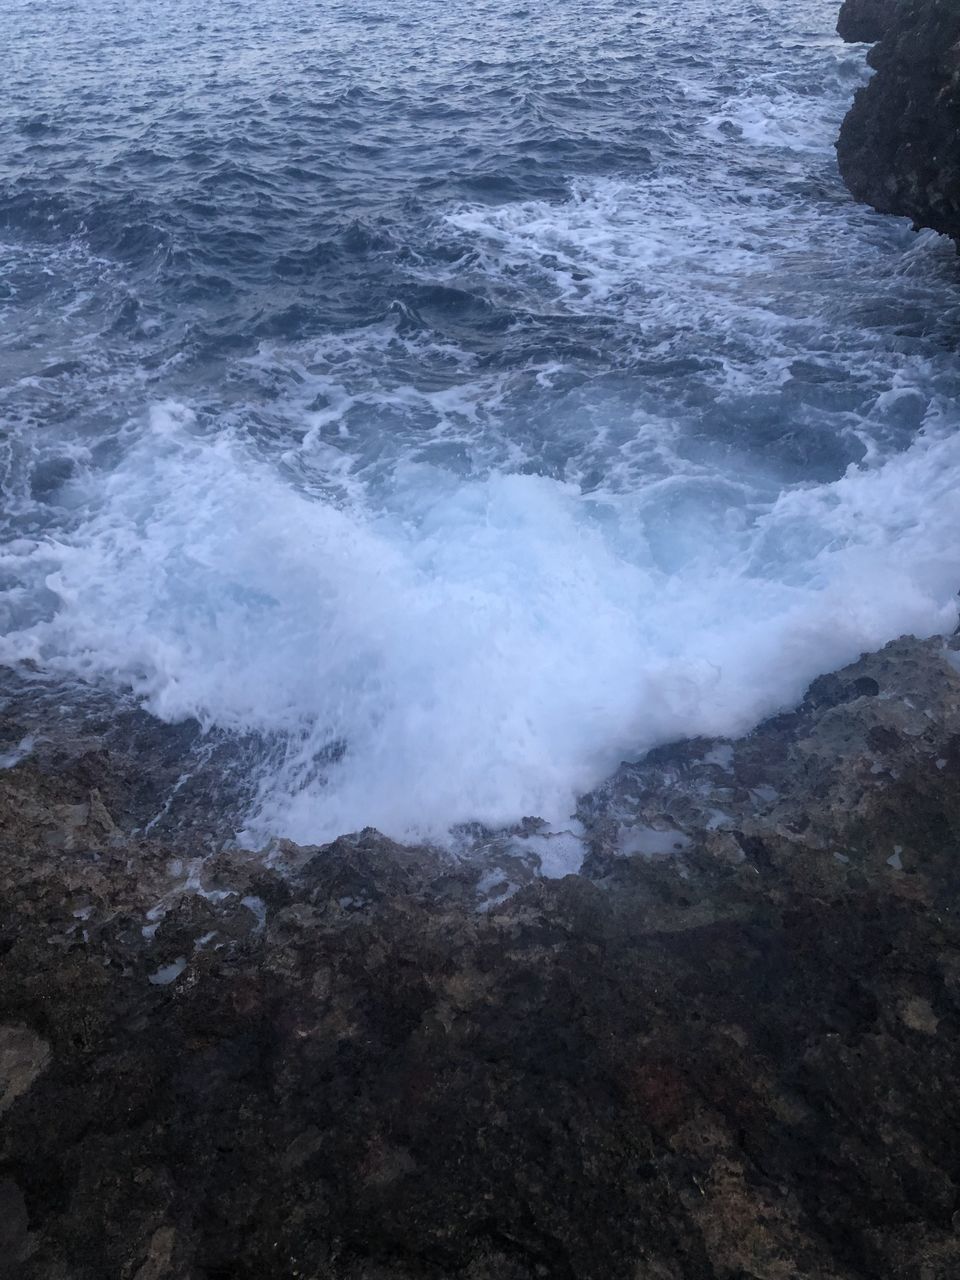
[5,5,960,1276]
[5,634,960,1278]
[837,0,960,242]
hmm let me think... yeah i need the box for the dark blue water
[2,0,959,847]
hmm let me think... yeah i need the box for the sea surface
[2,0,959,847]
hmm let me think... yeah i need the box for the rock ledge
[4,635,960,1277]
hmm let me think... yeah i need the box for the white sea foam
[1,397,956,845]
[2,9,959,852]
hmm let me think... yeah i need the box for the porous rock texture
[3,636,960,1277]
[837,0,960,242]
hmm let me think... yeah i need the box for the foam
[2,401,956,844]
[3,5,960,853]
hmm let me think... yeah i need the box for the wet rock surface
[3,636,960,1277]
[837,0,960,243]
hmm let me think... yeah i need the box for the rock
[0,1024,51,1116]
[0,1178,30,1268]
[131,1227,179,1280]
[837,0,960,243]
[837,0,901,42]
[4,636,960,1276]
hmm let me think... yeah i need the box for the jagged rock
[837,0,901,42]
[837,0,960,243]
[3,637,960,1277]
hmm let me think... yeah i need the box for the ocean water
[1,0,959,846]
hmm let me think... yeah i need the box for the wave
[2,0,959,848]
[1,398,956,844]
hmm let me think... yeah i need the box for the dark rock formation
[837,0,901,43]
[4,635,960,1277]
[837,0,960,243]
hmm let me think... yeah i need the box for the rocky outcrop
[837,0,901,43]
[4,635,960,1277]
[837,0,960,242]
